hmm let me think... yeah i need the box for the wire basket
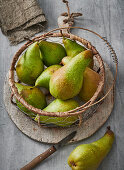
[8,27,118,128]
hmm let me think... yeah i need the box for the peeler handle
[20,146,56,170]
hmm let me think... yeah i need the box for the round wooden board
[3,63,114,144]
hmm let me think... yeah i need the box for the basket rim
[9,31,105,117]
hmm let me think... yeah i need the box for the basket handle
[58,0,82,33]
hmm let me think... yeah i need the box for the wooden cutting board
[3,63,114,144]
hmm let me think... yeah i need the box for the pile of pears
[15,38,101,127]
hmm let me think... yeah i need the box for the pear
[50,50,93,100]
[63,38,93,68]
[68,127,115,170]
[35,65,62,89]
[15,83,47,118]
[39,41,66,66]
[62,56,93,69]
[35,99,79,127]
[61,57,100,102]
[61,55,93,69]
[79,67,101,102]
[16,42,44,85]
[63,38,86,57]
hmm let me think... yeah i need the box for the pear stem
[106,126,114,137]
[107,126,111,131]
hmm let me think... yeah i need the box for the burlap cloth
[0,0,46,45]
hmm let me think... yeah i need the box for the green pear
[35,65,62,89]
[79,67,101,102]
[62,56,93,69]
[16,42,44,85]
[62,56,99,102]
[15,83,47,118]
[68,127,115,170]
[35,99,79,127]
[62,38,93,68]
[63,38,86,57]
[61,55,99,102]
[39,41,66,66]
[50,50,93,100]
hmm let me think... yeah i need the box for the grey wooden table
[0,0,124,169]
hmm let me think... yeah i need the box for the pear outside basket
[8,27,117,128]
